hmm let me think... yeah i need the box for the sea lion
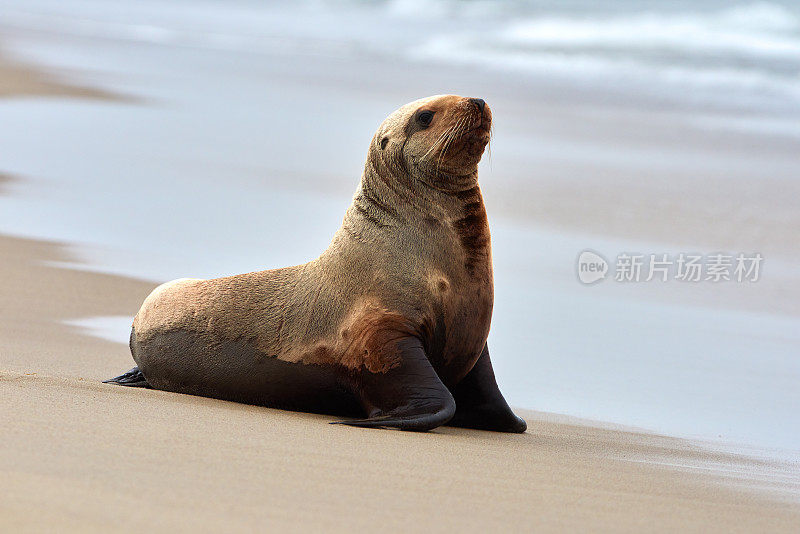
[106,94,526,433]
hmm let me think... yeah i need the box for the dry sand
[2,52,800,533]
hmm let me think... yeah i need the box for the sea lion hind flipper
[103,367,152,388]
[334,337,455,432]
[448,344,527,433]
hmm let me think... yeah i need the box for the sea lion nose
[469,98,485,112]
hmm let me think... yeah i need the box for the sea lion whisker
[426,126,459,165]
[423,123,458,160]
[436,119,460,171]
[437,116,467,173]
[422,131,450,160]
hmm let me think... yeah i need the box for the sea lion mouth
[469,120,490,136]
[454,116,490,142]
[463,116,491,141]
[460,115,491,157]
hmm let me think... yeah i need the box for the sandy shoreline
[0,232,156,379]
[2,369,799,533]
[0,50,118,100]
[2,45,800,532]
[1,143,799,534]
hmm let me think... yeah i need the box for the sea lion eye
[417,110,434,127]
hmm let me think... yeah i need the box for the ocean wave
[504,3,800,59]
[407,2,800,110]
[2,0,799,111]
[411,40,800,105]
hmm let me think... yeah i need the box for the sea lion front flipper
[333,337,455,432]
[448,344,527,433]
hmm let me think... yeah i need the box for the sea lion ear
[380,137,389,150]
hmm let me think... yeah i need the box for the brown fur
[133,95,493,386]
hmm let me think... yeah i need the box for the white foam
[504,5,800,58]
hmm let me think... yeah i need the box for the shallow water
[1,0,799,459]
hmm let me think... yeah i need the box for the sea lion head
[371,94,492,188]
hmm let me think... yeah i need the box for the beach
[2,230,799,531]
[2,0,800,530]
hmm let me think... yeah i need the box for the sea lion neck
[345,150,410,230]
[412,164,480,197]
[350,147,482,226]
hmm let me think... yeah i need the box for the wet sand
[0,232,155,378]
[3,368,800,533]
